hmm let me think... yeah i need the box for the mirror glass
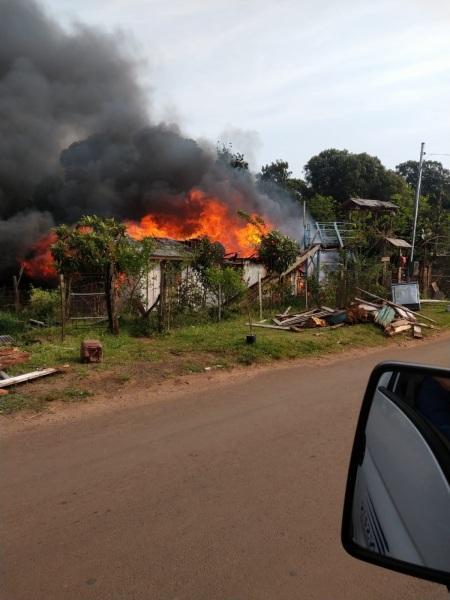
[349,369,450,574]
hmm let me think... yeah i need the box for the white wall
[242,262,267,287]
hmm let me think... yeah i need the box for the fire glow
[126,189,271,255]
[21,232,58,280]
[21,189,273,279]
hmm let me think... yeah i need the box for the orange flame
[20,189,273,279]
[21,232,58,279]
[126,188,271,255]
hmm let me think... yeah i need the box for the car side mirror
[342,362,450,587]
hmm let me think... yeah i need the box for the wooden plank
[354,297,382,309]
[291,323,345,333]
[356,304,378,312]
[356,288,437,324]
[393,306,408,318]
[320,306,336,313]
[413,321,439,330]
[388,319,411,327]
[413,325,423,339]
[385,324,412,336]
[278,308,317,321]
[247,323,291,331]
[280,310,331,326]
[0,368,58,389]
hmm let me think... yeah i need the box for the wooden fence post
[59,274,65,341]
[13,276,20,314]
[158,261,167,333]
[258,273,263,320]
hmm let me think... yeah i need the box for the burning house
[0,1,307,285]
[138,237,267,313]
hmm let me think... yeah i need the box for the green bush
[0,311,26,336]
[204,266,246,305]
[258,230,299,275]
[27,287,60,324]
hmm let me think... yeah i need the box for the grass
[1,304,449,415]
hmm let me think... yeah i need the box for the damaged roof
[343,197,398,211]
[150,238,193,260]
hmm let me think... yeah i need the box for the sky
[41,0,450,176]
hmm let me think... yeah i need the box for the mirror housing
[342,362,450,586]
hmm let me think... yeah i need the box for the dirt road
[2,336,450,600]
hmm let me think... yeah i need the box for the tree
[304,149,404,204]
[307,194,337,222]
[52,216,154,335]
[396,160,450,259]
[204,266,245,319]
[259,160,292,186]
[258,230,299,275]
[192,236,225,272]
[217,143,249,170]
[396,160,450,209]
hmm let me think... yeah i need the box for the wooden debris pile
[248,287,438,338]
[250,306,348,333]
[350,288,438,338]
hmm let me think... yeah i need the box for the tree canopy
[52,216,154,334]
[259,160,292,186]
[304,149,404,203]
[396,160,450,209]
[217,143,249,171]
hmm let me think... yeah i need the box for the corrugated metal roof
[150,238,193,260]
[344,198,398,211]
[385,237,412,249]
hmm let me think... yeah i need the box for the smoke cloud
[0,0,301,274]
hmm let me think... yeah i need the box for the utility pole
[410,142,425,271]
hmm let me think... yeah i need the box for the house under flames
[140,237,321,311]
[140,238,268,311]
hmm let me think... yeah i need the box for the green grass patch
[63,388,93,402]
[0,392,46,414]
[0,304,449,414]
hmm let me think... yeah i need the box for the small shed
[378,236,412,261]
[377,237,412,285]
[384,237,412,251]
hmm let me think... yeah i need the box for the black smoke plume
[0,0,301,275]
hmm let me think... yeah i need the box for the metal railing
[305,222,358,248]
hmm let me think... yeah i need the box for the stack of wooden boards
[250,306,348,332]
[249,287,438,337]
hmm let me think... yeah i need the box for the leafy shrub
[204,266,246,307]
[258,230,299,275]
[27,287,59,324]
[0,311,26,336]
[192,237,225,273]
